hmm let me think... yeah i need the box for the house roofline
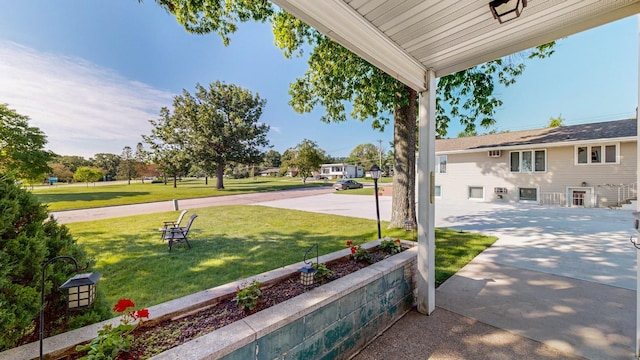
[436,136,637,155]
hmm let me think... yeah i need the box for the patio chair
[165,213,198,251]
[159,210,188,240]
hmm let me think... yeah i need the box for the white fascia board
[271,0,427,91]
[436,136,637,155]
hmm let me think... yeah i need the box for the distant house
[258,167,281,177]
[319,163,364,179]
[435,118,637,208]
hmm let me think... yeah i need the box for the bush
[0,174,110,350]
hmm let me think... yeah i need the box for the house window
[576,144,618,164]
[510,150,546,173]
[434,185,442,198]
[468,186,484,200]
[519,187,538,202]
[436,155,447,174]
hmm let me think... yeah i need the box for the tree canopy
[346,143,378,170]
[0,104,53,181]
[280,139,326,183]
[144,81,270,189]
[548,115,565,128]
[73,166,104,186]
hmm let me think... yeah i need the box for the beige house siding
[436,141,636,207]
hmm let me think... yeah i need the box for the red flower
[395,239,401,243]
[346,241,353,247]
[134,309,150,319]
[350,246,357,254]
[113,298,135,313]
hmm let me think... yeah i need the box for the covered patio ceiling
[270,0,640,91]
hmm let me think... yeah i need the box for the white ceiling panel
[271,0,640,91]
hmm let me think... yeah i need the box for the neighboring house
[435,118,637,208]
[258,167,281,177]
[319,163,364,179]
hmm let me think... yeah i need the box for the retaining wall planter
[1,240,417,360]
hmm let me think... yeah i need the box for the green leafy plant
[312,262,334,283]
[379,238,402,255]
[346,241,372,263]
[234,280,262,311]
[76,299,149,360]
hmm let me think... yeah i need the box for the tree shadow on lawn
[34,191,150,203]
[74,228,365,308]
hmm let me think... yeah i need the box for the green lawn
[67,205,496,310]
[31,178,330,211]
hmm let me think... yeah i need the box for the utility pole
[377,139,383,169]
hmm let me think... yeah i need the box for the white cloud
[0,41,174,158]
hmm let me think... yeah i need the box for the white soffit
[271,0,640,92]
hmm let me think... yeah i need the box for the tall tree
[143,107,191,187]
[48,162,74,183]
[0,104,53,180]
[134,142,147,182]
[281,139,325,183]
[117,146,137,185]
[55,155,91,173]
[152,2,555,227]
[346,143,378,170]
[262,149,282,168]
[146,82,270,189]
[73,166,104,187]
[187,82,269,189]
[91,153,120,181]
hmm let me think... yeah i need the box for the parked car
[333,179,363,190]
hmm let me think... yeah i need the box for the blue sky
[0,1,637,159]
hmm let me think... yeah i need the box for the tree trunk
[389,86,417,228]
[205,176,208,185]
[173,176,177,188]
[216,163,225,189]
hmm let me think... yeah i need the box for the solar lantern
[60,272,101,310]
[299,243,319,286]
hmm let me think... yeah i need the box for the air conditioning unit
[488,150,501,157]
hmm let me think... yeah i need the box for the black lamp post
[370,164,382,239]
[40,256,100,360]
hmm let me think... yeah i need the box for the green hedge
[0,175,110,350]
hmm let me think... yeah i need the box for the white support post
[416,69,436,315]
[630,17,640,359]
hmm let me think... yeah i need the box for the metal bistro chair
[164,213,198,251]
[159,210,188,241]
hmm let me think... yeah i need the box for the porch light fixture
[370,164,382,239]
[489,0,527,24]
[40,256,100,360]
[299,243,319,286]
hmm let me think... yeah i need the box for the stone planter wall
[1,241,417,360]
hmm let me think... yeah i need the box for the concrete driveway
[256,194,638,359]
